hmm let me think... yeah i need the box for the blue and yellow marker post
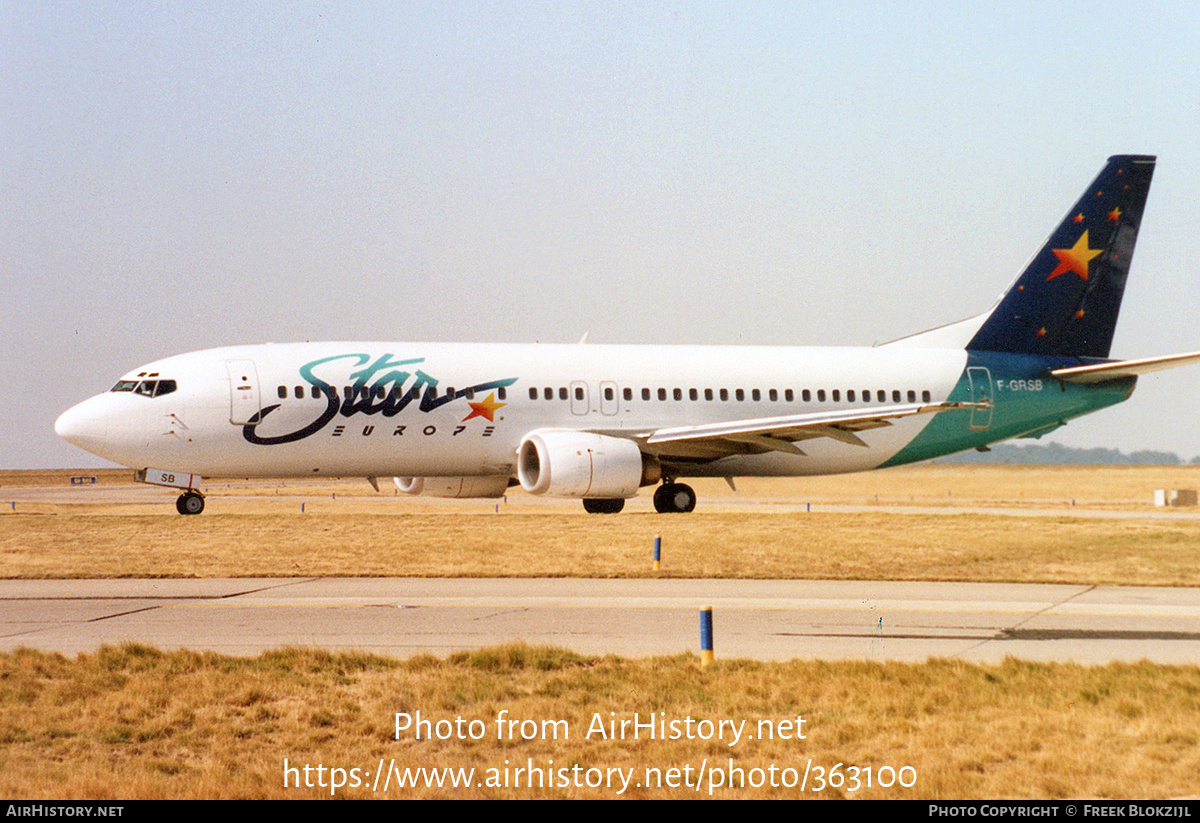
[653,534,661,571]
[699,607,714,667]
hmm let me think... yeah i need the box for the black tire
[653,482,696,513]
[653,483,671,513]
[582,498,625,514]
[177,492,205,515]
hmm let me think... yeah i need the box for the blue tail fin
[967,155,1155,359]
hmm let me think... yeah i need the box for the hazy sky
[4,1,1199,469]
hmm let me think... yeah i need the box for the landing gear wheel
[176,491,205,515]
[582,498,625,514]
[653,482,696,513]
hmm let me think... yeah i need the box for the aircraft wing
[1050,351,1200,384]
[638,401,982,458]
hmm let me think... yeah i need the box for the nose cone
[55,396,112,457]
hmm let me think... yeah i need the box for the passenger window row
[271,381,934,406]
[527,386,933,404]
[275,385,509,401]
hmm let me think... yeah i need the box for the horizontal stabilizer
[1050,351,1200,384]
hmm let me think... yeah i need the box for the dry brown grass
[0,469,135,489]
[3,510,1200,585]
[724,464,1200,509]
[3,465,1200,584]
[1,644,1197,800]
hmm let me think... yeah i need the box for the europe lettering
[242,353,517,445]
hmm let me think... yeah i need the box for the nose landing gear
[176,491,205,515]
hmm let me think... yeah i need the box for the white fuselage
[56,342,968,480]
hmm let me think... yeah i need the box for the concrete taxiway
[3,577,1200,664]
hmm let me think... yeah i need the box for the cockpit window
[111,378,176,397]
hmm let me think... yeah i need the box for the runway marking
[1000,629,1200,641]
[87,606,160,622]
[155,597,1200,618]
[0,580,316,602]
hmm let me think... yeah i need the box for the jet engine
[393,476,510,498]
[517,429,660,498]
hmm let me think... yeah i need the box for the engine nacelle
[517,429,659,498]
[393,476,510,498]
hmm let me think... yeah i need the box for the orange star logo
[1073,213,1084,223]
[1047,231,1103,282]
[462,392,505,422]
[1107,207,1122,222]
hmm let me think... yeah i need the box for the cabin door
[570,381,589,415]
[967,366,993,430]
[226,359,262,425]
[600,381,620,416]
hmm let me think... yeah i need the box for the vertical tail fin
[967,155,1155,358]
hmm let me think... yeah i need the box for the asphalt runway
[4,577,1200,664]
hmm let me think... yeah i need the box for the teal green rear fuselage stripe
[881,351,1135,467]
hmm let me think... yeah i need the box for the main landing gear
[176,490,205,515]
[653,482,696,514]
[579,482,698,514]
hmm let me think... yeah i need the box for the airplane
[56,155,1200,515]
